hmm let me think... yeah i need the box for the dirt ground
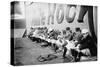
[14,38,97,66]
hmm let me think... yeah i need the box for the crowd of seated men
[28,26,97,62]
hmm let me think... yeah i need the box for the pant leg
[63,47,67,58]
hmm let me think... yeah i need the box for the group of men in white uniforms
[28,27,96,61]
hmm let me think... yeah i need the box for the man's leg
[76,49,91,61]
[63,47,67,58]
[71,49,79,61]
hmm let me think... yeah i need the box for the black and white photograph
[11,1,97,66]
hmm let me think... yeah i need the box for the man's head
[82,29,89,38]
[66,27,70,31]
[75,27,81,33]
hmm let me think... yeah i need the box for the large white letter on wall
[56,5,64,24]
[65,5,76,23]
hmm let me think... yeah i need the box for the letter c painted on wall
[66,5,76,23]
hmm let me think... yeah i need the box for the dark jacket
[78,35,97,56]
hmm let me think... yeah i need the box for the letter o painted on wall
[56,7,64,24]
[66,5,76,23]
